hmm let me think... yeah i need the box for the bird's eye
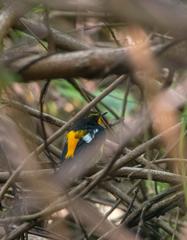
[93,129,99,134]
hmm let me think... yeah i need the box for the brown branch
[49,10,112,18]
[16,48,131,81]
[21,126,61,158]
[5,43,172,82]
[112,123,181,172]
[125,148,161,170]
[2,222,35,240]
[0,165,184,186]
[68,78,119,119]
[153,158,187,165]
[113,167,185,184]
[0,1,31,43]
[16,18,91,51]
[125,191,183,228]
[86,199,122,238]
[2,99,65,127]
[101,182,140,209]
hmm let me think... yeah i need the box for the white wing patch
[82,128,99,143]
[83,133,92,143]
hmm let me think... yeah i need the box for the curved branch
[0,1,31,42]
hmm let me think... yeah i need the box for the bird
[56,113,107,187]
[61,112,106,162]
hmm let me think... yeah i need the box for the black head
[73,112,106,130]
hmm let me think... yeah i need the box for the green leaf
[0,67,21,91]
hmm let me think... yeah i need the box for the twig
[21,126,61,158]
[101,182,140,209]
[121,77,130,118]
[86,91,120,119]
[153,158,187,164]
[125,147,161,170]
[39,80,57,167]
[68,78,119,119]
[2,99,66,127]
[121,187,139,223]
[17,18,48,51]
[104,22,121,47]
[16,18,91,51]
[171,207,180,240]
[67,201,89,240]
[85,198,121,239]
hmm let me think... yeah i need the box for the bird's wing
[57,128,106,188]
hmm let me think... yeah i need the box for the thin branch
[68,78,119,119]
[153,158,187,164]
[21,126,61,158]
[85,198,121,239]
[101,182,140,209]
[121,77,130,118]
[16,18,91,51]
[39,80,57,167]
[2,99,66,127]
[121,187,139,223]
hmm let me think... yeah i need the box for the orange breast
[65,130,86,158]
